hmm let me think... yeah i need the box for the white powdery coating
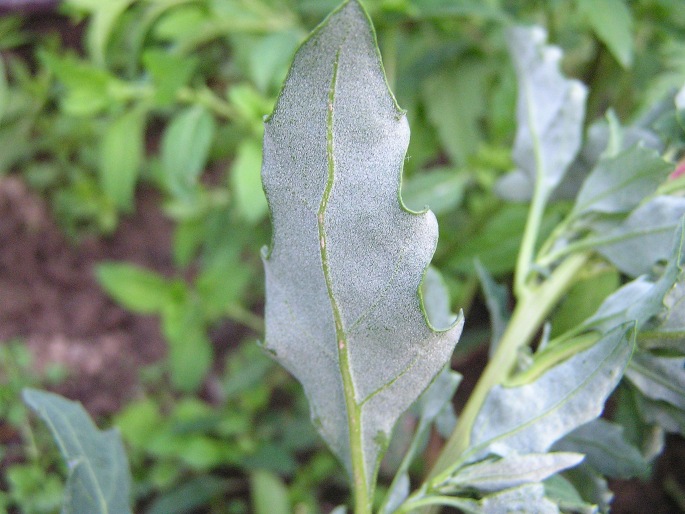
[507,26,588,194]
[469,325,632,460]
[261,0,461,481]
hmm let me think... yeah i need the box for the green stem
[420,252,589,510]
[514,175,548,299]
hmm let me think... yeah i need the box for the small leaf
[0,57,7,123]
[162,300,213,392]
[231,139,268,224]
[22,388,132,514]
[250,470,290,514]
[401,168,466,216]
[261,0,462,486]
[143,49,198,106]
[553,419,649,479]
[96,262,176,314]
[576,0,634,68]
[85,0,136,66]
[479,483,559,514]
[422,59,488,165]
[99,108,146,211]
[626,354,685,409]
[595,196,685,277]
[496,26,587,200]
[475,261,510,356]
[571,146,671,218]
[469,323,634,461]
[442,452,583,494]
[161,105,216,198]
[583,220,685,333]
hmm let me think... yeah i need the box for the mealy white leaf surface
[572,146,671,218]
[468,324,634,461]
[495,25,587,200]
[627,354,685,409]
[480,483,559,514]
[583,220,685,333]
[553,419,648,479]
[596,196,685,277]
[261,0,462,484]
[442,452,584,494]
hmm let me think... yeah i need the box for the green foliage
[4,0,685,512]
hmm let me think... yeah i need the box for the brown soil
[0,175,169,415]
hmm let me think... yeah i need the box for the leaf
[468,323,634,461]
[475,261,510,356]
[422,59,488,165]
[576,0,634,68]
[146,476,226,514]
[162,299,213,392]
[401,168,467,216]
[22,388,132,514]
[99,108,146,211]
[96,262,177,314]
[231,139,268,224]
[626,354,685,409]
[142,49,198,106]
[583,219,685,333]
[496,26,587,200]
[571,146,671,218]
[161,105,216,198]
[441,452,584,494]
[553,419,649,479]
[478,483,559,514]
[0,57,7,124]
[85,0,136,67]
[260,0,462,487]
[595,196,685,277]
[250,470,290,514]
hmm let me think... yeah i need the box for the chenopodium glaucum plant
[260,0,463,509]
[261,1,685,513]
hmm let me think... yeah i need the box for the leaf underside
[261,0,462,485]
[22,388,132,514]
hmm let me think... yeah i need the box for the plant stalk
[420,252,590,511]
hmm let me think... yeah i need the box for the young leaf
[626,354,685,409]
[495,26,587,201]
[440,452,584,494]
[96,261,177,314]
[161,105,216,198]
[99,108,146,211]
[553,419,649,479]
[475,261,510,356]
[260,0,462,491]
[22,388,132,514]
[231,139,268,224]
[250,470,290,514]
[571,145,671,218]
[583,219,685,333]
[468,323,634,461]
[595,196,685,277]
[576,0,634,68]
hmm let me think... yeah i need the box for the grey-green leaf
[475,261,510,356]
[261,0,462,486]
[469,323,634,461]
[496,26,587,200]
[572,146,671,218]
[442,452,584,494]
[22,388,132,514]
[583,220,685,333]
[596,196,685,277]
[553,419,649,479]
[627,354,685,409]
[480,483,559,514]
